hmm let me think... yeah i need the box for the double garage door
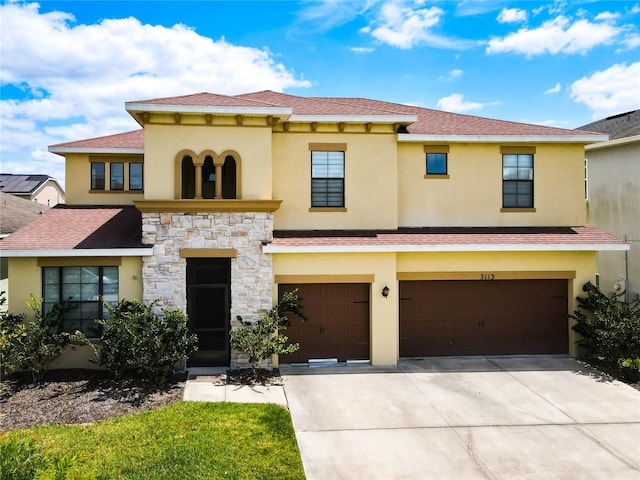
[400,279,569,357]
[279,279,568,363]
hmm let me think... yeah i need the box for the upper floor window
[110,162,124,190]
[311,151,345,207]
[42,266,119,336]
[91,162,105,190]
[426,153,447,175]
[129,163,143,191]
[423,145,450,178]
[503,154,534,208]
[90,159,143,192]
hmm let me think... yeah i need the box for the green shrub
[230,289,307,370]
[571,282,640,366]
[0,295,78,383]
[93,298,198,382]
[0,437,76,480]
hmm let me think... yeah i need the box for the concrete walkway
[182,368,287,405]
[281,356,640,480]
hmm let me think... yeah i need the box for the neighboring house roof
[0,192,48,235]
[578,110,640,140]
[50,91,606,152]
[0,205,150,256]
[0,173,62,196]
[265,226,628,253]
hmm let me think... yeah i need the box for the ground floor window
[42,266,118,336]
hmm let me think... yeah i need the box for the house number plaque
[480,273,496,280]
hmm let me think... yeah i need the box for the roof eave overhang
[289,114,417,124]
[397,134,610,144]
[125,102,292,117]
[263,243,629,254]
[48,147,144,155]
[1,248,154,258]
[585,134,640,151]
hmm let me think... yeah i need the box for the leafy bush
[93,298,198,382]
[571,282,640,366]
[0,294,78,383]
[230,289,307,370]
[0,437,76,480]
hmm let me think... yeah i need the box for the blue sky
[1,0,639,187]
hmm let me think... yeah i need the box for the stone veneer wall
[140,211,274,367]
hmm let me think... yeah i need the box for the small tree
[230,289,307,371]
[571,282,640,366]
[0,294,78,383]
[93,298,198,382]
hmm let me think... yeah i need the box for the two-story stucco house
[0,91,628,369]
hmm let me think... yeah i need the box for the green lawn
[0,402,305,479]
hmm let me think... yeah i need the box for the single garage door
[399,279,568,357]
[278,283,370,363]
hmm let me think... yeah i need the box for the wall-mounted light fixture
[381,285,390,298]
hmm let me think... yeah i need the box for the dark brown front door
[278,283,370,363]
[187,258,231,367]
[399,279,568,357]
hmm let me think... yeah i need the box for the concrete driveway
[280,356,640,480]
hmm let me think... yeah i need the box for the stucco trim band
[275,274,375,284]
[397,271,576,281]
[180,248,237,258]
[4,248,153,258]
[134,199,282,213]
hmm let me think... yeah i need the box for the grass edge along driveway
[0,401,305,480]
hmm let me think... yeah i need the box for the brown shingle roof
[270,226,626,248]
[0,205,145,251]
[0,192,49,235]
[50,91,604,152]
[50,129,144,150]
[237,91,592,136]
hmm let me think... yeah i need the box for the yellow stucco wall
[273,250,596,364]
[6,256,144,369]
[398,143,587,227]
[64,153,144,205]
[272,132,399,230]
[142,124,273,200]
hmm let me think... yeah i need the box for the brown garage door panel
[399,280,568,357]
[279,283,370,363]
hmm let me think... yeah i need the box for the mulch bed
[0,368,281,432]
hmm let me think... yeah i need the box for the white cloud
[365,1,476,49]
[439,69,464,81]
[594,11,620,22]
[570,62,640,118]
[487,15,620,56]
[349,46,375,53]
[0,2,310,186]
[436,93,498,113]
[497,8,528,24]
[545,83,562,94]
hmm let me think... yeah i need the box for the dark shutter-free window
[110,163,124,190]
[503,154,533,208]
[129,163,143,190]
[311,151,345,207]
[43,266,119,336]
[91,163,105,190]
[426,153,447,175]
